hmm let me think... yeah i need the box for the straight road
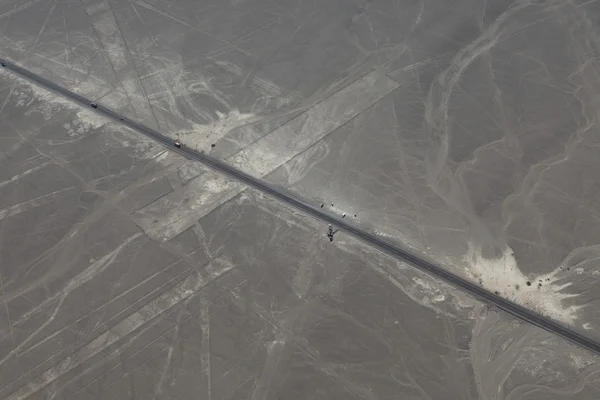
[2,57,600,355]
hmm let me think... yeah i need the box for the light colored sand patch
[115,130,165,161]
[376,263,469,319]
[177,161,207,184]
[464,244,581,325]
[140,55,297,136]
[230,71,400,177]
[135,171,246,241]
[0,71,104,129]
[10,84,73,120]
[519,354,554,377]
[71,77,114,99]
[402,273,479,319]
[2,72,169,162]
[412,277,447,304]
[139,71,399,241]
[89,9,129,70]
[283,140,330,184]
[569,353,595,370]
[10,78,109,133]
[214,60,243,76]
[178,109,258,150]
[85,1,157,126]
[146,148,179,168]
[250,75,283,97]
[358,249,472,318]
[370,228,414,250]
[62,108,110,137]
[85,0,109,16]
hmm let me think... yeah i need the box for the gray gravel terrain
[0,73,599,400]
[2,0,600,399]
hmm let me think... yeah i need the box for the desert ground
[2,0,600,399]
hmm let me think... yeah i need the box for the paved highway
[2,57,600,356]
